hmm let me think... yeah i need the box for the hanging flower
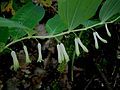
[105,24,111,37]
[74,37,88,56]
[74,38,80,56]
[57,44,63,63]
[60,43,69,62]
[76,38,89,53]
[37,43,43,62]
[93,32,99,49]
[23,45,31,64]
[95,32,107,43]
[57,43,69,63]
[11,51,20,71]
[93,32,107,49]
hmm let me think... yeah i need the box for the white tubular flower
[93,32,99,49]
[23,45,31,64]
[60,43,70,62]
[57,43,69,63]
[37,43,43,62]
[95,32,107,43]
[60,45,64,62]
[105,24,111,37]
[11,51,20,71]
[57,44,63,63]
[74,38,80,56]
[76,38,89,53]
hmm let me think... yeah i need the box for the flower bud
[37,43,43,62]
[23,45,31,64]
[11,51,20,71]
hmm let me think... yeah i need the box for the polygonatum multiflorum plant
[0,0,120,71]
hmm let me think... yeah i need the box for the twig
[96,63,112,90]
[84,75,95,90]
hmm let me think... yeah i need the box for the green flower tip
[11,51,20,71]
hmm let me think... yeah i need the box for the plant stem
[71,51,75,81]
[71,31,83,81]
[4,16,120,49]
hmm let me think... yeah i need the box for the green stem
[71,31,83,81]
[107,15,120,23]
[71,51,75,81]
[4,16,120,49]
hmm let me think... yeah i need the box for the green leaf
[0,29,9,43]
[12,2,45,29]
[0,17,28,29]
[108,14,120,22]
[99,0,120,22]
[45,15,67,35]
[10,2,45,39]
[82,20,100,27]
[9,28,27,40]
[0,17,30,40]
[0,29,9,53]
[58,0,102,30]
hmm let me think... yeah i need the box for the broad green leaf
[0,17,28,29]
[45,15,67,35]
[12,2,45,29]
[99,0,120,22]
[82,20,100,27]
[58,0,102,30]
[10,2,45,39]
[9,28,27,40]
[0,42,5,53]
[108,14,120,22]
[0,29,9,43]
